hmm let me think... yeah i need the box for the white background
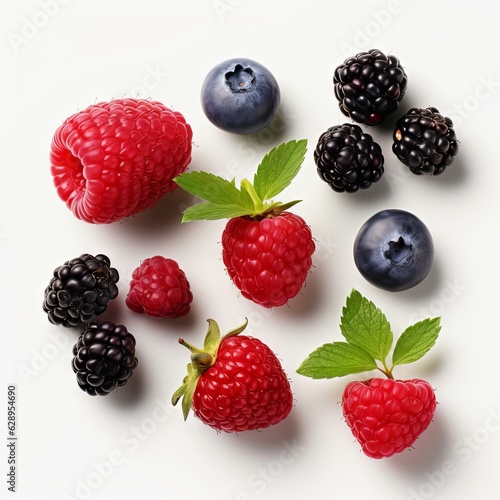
[1,1,499,499]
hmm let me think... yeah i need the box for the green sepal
[171,318,249,421]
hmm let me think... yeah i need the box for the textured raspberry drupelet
[43,253,119,328]
[342,378,436,459]
[314,123,384,193]
[72,321,138,396]
[50,98,192,223]
[392,107,459,175]
[172,319,293,432]
[125,256,193,319]
[192,334,293,432]
[334,49,408,125]
[221,212,315,308]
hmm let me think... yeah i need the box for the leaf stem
[240,178,264,213]
[378,359,394,379]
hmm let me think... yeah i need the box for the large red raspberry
[125,256,193,319]
[172,319,293,432]
[222,212,315,308]
[342,378,436,459]
[50,98,192,223]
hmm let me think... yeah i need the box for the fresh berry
[201,58,280,135]
[43,253,119,328]
[314,123,384,193]
[172,319,293,432]
[353,209,434,292]
[221,212,313,307]
[125,256,193,318]
[72,321,138,396]
[334,49,408,125]
[342,378,436,459]
[392,107,459,175]
[297,289,440,458]
[50,98,193,223]
[175,140,315,308]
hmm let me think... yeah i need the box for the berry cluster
[315,49,460,193]
[40,48,457,453]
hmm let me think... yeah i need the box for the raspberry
[72,321,138,396]
[43,253,119,328]
[314,123,384,193]
[175,139,315,308]
[334,49,408,125]
[221,212,315,308]
[50,98,193,223]
[392,107,459,175]
[125,256,193,318]
[342,378,436,459]
[172,319,293,432]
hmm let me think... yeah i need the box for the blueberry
[200,58,280,135]
[353,209,434,292]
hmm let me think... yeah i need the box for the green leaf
[340,289,393,362]
[180,202,254,222]
[174,171,256,220]
[392,317,441,366]
[296,341,378,379]
[253,139,307,201]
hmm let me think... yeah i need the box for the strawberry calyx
[172,318,248,420]
[174,139,307,222]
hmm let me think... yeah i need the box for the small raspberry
[222,212,315,308]
[342,378,436,459]
[50,98,193,223]
[172,319,293,432]
[125,256,193,319]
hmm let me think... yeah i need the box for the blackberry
[43,253,119,328]
[72,321,138,396]
[392,107,459,175]
[334,49,408,125]
[314,123,384,193]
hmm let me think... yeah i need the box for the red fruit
[221,211,315,308]
[342,378,436,459]
[50,98,192,223]
[126,256,193,319]
[172,319,293,432]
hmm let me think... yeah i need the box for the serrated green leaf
[340,289,393,362]
[296,341,378,379]
[180,202,254,222]
[392,317,441,366]
[253,139,307,201]
[174,171,256,220]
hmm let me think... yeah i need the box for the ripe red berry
[172,319,293,432]
[222,211,315,307]
[125,256,193,319]
[342,378,436,459]
[50,98,193,223]
[174,139,315,308]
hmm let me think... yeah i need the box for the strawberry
[125,256,193,319]
[172,319,293,432]
[174,139,315,307]
[297,289,441,459]
[50,98,193,224]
